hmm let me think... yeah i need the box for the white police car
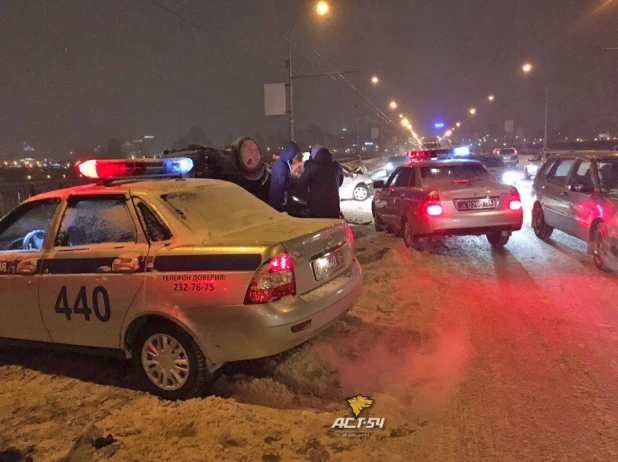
[0,158,362,399]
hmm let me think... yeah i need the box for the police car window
[136,202,172,242]
[385,170,400,187]
[394,168,412,187]
[420,163,491,188]
[0,199,60,252]
[546,159,575,186]
[56,197,136,247]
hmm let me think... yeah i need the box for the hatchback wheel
[353,184,369,201]
[532,204,553,240]
[403,219,413,248]
[486,232,510,248]
[593,222,611,272]
[134,321,212,400]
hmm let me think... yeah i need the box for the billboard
[264,83,286,116]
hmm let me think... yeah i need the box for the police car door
[39,194,148,349]
[0,198,61,341]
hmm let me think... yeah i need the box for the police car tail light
[77,158,193,180]
[244,253,296,304]
[508,186,522,211]
[345,224,356,253]
[424,191,443,216]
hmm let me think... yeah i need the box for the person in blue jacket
[268,141,300,211]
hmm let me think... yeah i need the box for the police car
[0,158,362,399]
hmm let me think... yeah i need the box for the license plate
[456,198,497,211]
[312,248,345,281]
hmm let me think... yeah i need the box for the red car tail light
[244,253,296,304]
[508,186,522,211]
[424,191,443,216]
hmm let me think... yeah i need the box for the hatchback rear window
[499,148,516,154]
[420,163,492,188]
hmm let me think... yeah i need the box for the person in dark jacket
[299,147,344,219]
[268,141,300,211]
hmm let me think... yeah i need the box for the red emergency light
[77,158,193,180]
[407,150,433,159]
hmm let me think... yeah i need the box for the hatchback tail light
[508,186,522,211]
[244,253,296,304]
[424,191,443,216]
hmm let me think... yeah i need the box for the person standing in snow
[268,141,300,212]
[299,147,344,219]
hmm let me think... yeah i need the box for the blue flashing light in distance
[434,122,445,129]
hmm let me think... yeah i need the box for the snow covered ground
[2,178,618,461]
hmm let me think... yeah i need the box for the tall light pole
[287,2,329,142]
[522,62,549,149]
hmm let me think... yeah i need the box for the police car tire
[133,321,212,400]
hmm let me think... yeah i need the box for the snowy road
[2,179,618,461]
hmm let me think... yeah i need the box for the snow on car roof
[25,178,234,202]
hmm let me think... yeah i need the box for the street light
[469,108,477,115]
[399,114,403,119]
[456,122,461,127]
[371,75,379,84]
[401,118,409,126]
[287,2,330,141]
[316,1,329,16]
[445,130,453,137]
[488,94,495,102]
[407,123,412,130]
[521,62,549,149]
[389,101,397,110]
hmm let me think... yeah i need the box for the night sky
[0,0,616,156]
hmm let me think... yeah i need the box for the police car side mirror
[373,180,385,189]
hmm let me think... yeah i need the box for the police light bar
[78,158,193,180]
[407,150,433,159]
[407,149,454,160]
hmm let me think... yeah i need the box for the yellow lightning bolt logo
[346,395,374,417]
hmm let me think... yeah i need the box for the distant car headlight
[386,162,394,171]
[502,171,518,185]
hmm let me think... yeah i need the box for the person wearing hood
[299,147,344,219]
[268,141,300,211]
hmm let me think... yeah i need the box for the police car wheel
[486,232,509,248]
[133,321,211,400]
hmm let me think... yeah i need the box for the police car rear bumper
[179,260,363,364]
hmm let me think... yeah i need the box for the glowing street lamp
[456,122,461,127]
[316,1,329,16]
[522,62,533,73]
[444,130,453,137]
[469,108,477,116]
[407,123,413,130]
[371,75,379,84]
[488,94,495,102]
[287,2,330,141]
[401,118,409,126]
[399,114,404,119]
[389,101,398,110]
